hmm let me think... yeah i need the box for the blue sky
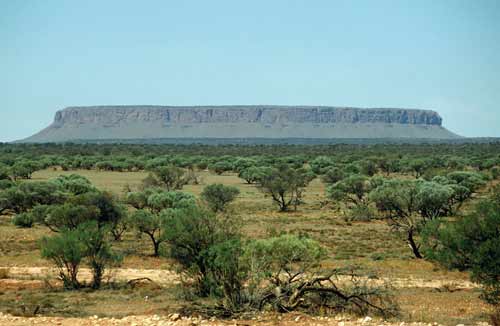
[1,0,499,141]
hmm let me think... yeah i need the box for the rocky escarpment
[22,106,460,142]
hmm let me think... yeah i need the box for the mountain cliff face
[22,106,460,142]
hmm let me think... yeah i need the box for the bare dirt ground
[0,311,492,326]
[0,267,487,326]
[1,266,477,290]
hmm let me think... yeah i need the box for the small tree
[50,174,96,195]
[370,179,453,258]
[360,160,378,177]
[128,190,195,256]
[423,186,500,305]
[149,165,188,191]
[321,166,346,185]
[310,156,334,174]
[405,158,430,179]
[0,166,11,180]
[41,221,121,289]
[491,166,500,180]
[238,166,270,184]
[164,204,240,296]
[209,161,234,175]
[258,164,314,212]
[40,230,85,289]
[0,181,65,214]
[378,158,400,176]
[11,161,39,180]
[370,179,417,257]
[327,174,372,208]
[79,221,122,289]
[239,234,398,316]
[446,171,486,193]
[201,184,240,212]
[232,158,256,173]
[129,209,168,257]
[146,190,195,212]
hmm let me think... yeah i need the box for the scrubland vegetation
[0,142,499,325]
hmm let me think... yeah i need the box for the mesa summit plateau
[21,106,460,143]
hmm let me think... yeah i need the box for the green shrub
[209,161,233,175]
[369,179,453,258]
[128,190,196,256]
[164,204,240,296]
[148,165,188,191]
[327,174,372,208]
[40,221,121,290]
[321,166,346,185]
[491,166,500,180]
[13,212,34,228]
[423,187,500,305]
[201,184,240,212]
[258,164,314,211]
[346,203,375,222]
[78,221,122,289]
[40,230,85,289]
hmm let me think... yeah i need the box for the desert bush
[258,164,314,211]
[360,159,378,176]
[126,189,152,209]
[369,179,454,258]
[129,209,169,257]
[423,186,500,305]
[146,191,195,212]
[148,165,188,191]
[377,158,401,175]
[403,158,430,178]
[196,160,209,170]
[446,170,486,192]
[0,166,11,180]
[78,221,122,288]
[232,158,257,173]
[238,166,272,184]
[41,221,121,290]
[42,203,99,232]
[0,181,66,214]
[11,160,39,180]
[0,179,14,190]
[310,156,334,174]
[50,174,96,195]
[327,174,372,209]
[13,212,34,228]
[415,181,455,219]
[491,166,500,180]
[36,190,127,237]
[40,230,85,289]
[321,166,346,185]
[246,235,397,316]
[345,203,375,222]
[128,190,195,256]
[201,184,240,212]
[206,234,399,317]
[208,161,233,175]
[164,204,240,296]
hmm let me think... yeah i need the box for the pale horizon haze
[1,0,500,141]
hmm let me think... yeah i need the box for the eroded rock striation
[22,105,460,142]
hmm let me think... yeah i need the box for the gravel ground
[0,312,491,326]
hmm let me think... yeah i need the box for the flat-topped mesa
[53,106,443,126]
[23,105,459,143]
